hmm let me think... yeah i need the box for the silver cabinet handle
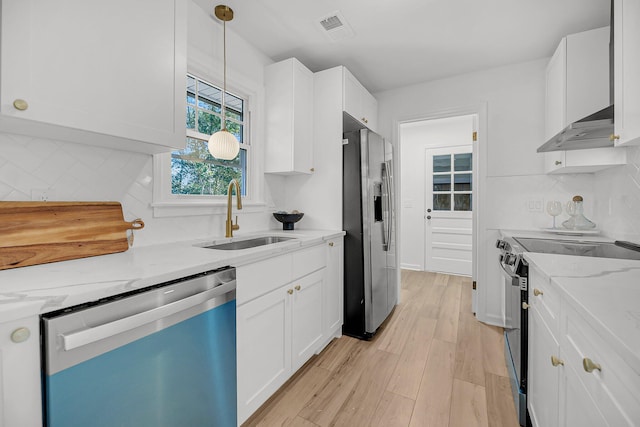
[61,280,235,351]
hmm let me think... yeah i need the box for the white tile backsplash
[594,146,640,242]
[0,133,272,246]
[484,173,597,230]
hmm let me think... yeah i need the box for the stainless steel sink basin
[201,236,296,250]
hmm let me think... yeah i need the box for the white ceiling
[192,0,610,93]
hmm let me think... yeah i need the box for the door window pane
[454,194,472,211]
[454,153,472,171]
[433,155,451,172]
[454,173,472,191]
[433,175,451,191]
[433,194,451,210]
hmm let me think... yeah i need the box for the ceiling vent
[316,11,355,41]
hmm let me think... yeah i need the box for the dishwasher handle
[61,279,235,351]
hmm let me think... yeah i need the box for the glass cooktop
[513,237,640,260]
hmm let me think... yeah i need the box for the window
[171,75,248,196]
[432,152,472,211]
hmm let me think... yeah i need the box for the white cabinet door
[544,147,626,174]
[528,306,561,427]
[613,0,640,146]
[0,316,41,427]
[545,38,567,141]
[324,238,344,336]
[343,68,377,132]
[0,0,186,154]
[265,58,314,174]
[361,89,378,133]
[291,269,325,371]
[237,285,292,424]
[561,362,608,427]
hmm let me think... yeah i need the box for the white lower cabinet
[0,315,41,427]
[237,281,292,421]
[291,270,325,372]
[528,265,640,427]
[236,238,344,424]
[528,305,560,427]
[324,238,344,336]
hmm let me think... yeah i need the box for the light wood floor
[243,270,519,427]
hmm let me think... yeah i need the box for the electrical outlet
[31,189,56,201]
[527,199,544,213]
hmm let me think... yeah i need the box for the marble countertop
[523,250,640,376]
[0,229,344,323]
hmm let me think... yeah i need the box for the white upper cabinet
[544,26,625,173]
[613,0,640,147]
[0,0,187,154]
[265,58,314,175]
[343,67,378,133]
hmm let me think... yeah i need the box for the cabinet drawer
[236,254,293,305]
[561,302,640,425]
[529,267,560,336]
[292,244,326,279]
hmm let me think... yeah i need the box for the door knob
[533,288,543,296]
[555,160,562,166]
[609,134,620,141]
[427,209,432,212]
[426,215,431,220]
[287,289,293,295]
[522,302,530,309]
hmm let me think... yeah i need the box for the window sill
[151,200,267,218]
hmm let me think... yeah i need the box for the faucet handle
[232,215,240,231]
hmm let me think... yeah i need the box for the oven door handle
[61,280,236,351]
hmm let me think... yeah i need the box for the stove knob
[506,254,517,266]
[496,240,505,249]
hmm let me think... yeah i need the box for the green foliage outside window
[173,75,247,196]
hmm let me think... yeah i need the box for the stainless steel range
[496,235,640,427]
[496,238,529,427]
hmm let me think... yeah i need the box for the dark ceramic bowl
[273,212,304,230]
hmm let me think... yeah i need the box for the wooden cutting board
[0,201,144,270]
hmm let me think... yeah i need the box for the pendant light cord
[221,18,227,132]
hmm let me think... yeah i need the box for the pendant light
[208,5,240,160]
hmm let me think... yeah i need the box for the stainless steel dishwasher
[41,267,237,427]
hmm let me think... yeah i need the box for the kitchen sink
[200,236,297,251]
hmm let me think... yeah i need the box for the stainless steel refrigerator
[343,128,397,339]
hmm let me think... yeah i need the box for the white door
[291,269,325,372]
[425,146,473,275]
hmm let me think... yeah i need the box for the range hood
[537,105,614,152]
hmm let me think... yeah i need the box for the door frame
[394,103,487,316]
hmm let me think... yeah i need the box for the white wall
[400,115,474,270]
[375,58,598,326]
[0,1,284,246]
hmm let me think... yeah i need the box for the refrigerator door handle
[381,163,390,251]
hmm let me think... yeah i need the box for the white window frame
[152,52,266,218]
